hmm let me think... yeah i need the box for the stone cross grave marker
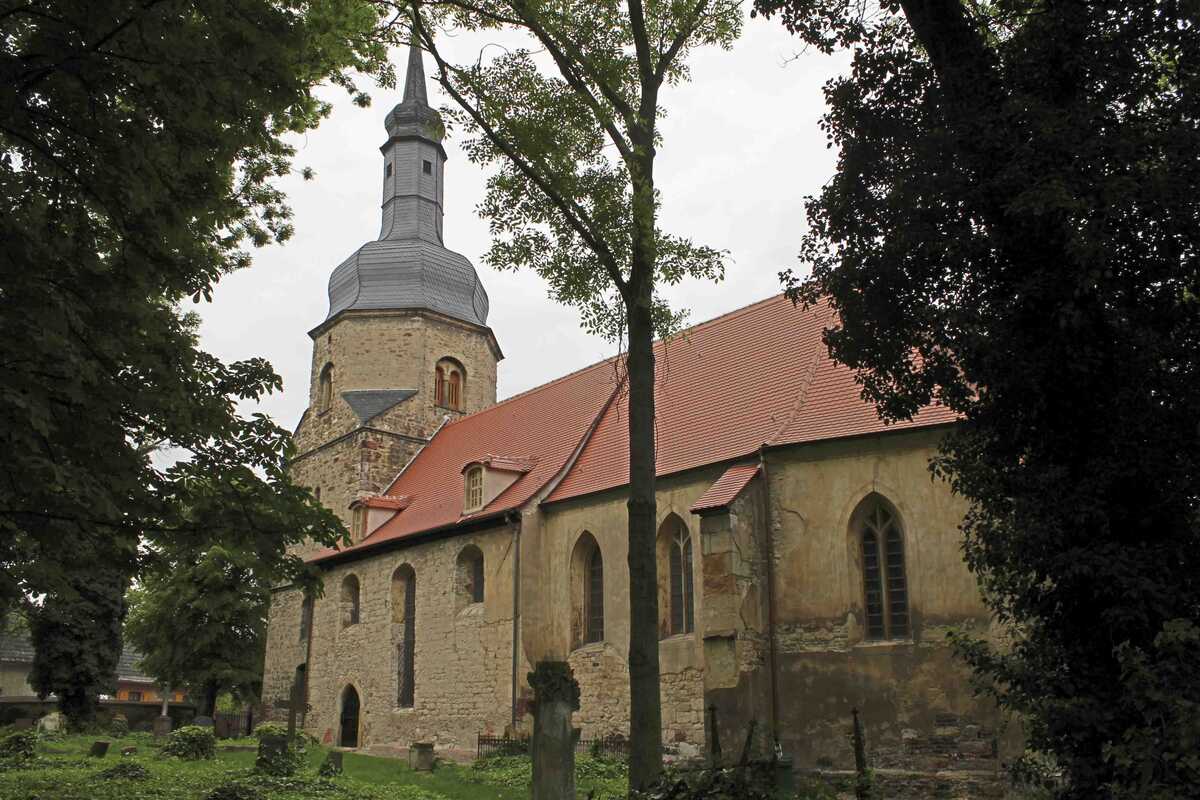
[272,675,306,739]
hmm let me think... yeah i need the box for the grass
[0,732,628,800]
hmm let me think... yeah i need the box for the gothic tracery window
[585,543,604,644]
[668,523,695,636]
[857,497,910,641]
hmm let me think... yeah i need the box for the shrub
[161,725,216,760]
[99,761,149,780]
[630,764,775,800]
[252,722,288,741]
[0,730,36,761]
[205,781,264,800]
[318,751,342,777]
[109,714,129,737]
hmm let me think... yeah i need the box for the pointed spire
[402,40,428,106]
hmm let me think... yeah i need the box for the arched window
[666,518,695,636]
[464,466,484,511]
[340,574,360,629]
[318,363,334,413]
[586,546,604,644]
[299,595,314,641]
[855,496,910,641]
[456,545,485,608]
[435,358,465,411]
[570,533,604,648]
[391,565,416,707]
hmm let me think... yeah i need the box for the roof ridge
[445,292,790,429]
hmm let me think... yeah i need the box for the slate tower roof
[323,41,490,328]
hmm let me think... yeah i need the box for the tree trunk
[625,121,663,792]
[202,682,219,717]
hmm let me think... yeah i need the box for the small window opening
[385,162,393,178]
[465,466,483,512]
[318,363,334,414]
[129,691,143,702]
[456,545,485,608]
[340,575,361,628]
[422,160,433,175]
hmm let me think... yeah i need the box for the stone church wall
[535,467,727,751]
[281,524,516,753]
[762,428,1000,768]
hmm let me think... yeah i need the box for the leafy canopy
[0,0,379,717]
[754,0,1200,795]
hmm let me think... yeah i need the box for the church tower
[289,42,502,548]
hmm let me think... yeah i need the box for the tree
[402,0,741,787]
[0,0,380,723]
[753,0,1200,796]
[127,468,341,717]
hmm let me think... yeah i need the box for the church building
[263,43,1003,768]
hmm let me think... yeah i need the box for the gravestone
[153,715,173,739]
[257,734,291,775]
[528,661,579,800]
[37,711,64,734]
[121,746,137,757]
[271,674,306,740]
[12,718,33,731]
[409,742,435,771]
[89,740,110,758]
[321,750,344,776]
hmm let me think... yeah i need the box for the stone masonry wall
[295,525,516,753]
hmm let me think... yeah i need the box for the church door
[339,686,360,748]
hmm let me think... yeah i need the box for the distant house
[0,634,186,703]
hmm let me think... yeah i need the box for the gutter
[758,445,781,751]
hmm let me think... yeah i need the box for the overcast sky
[194,10,849,431]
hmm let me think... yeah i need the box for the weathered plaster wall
[763,428,996,767]
[281,526,517,752]
[0,664,32,697]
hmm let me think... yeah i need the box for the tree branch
[411,6,628,291]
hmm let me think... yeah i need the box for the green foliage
[526,660,580,709]
[1,0,378,721]
[253,722,290,741]
[109,715,128,738]
[161,725,216,761]
[753,0,1200,796]
[98,760,149,780]
[319,751,344,778]
[0,730,36,761]
[630,763,774,800]
[206,781,266,800]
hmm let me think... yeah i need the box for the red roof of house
[690,463,761,514]
[310,293,956,563]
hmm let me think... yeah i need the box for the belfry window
[385,162,393,178]
[423,160,433,175]
[464,466,483,512]
[857,497,910,641]
[435,358,465,411]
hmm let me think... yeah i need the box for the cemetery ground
[0,730,629,800]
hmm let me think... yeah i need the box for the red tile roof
[310,293,956,563]
[690,463,761,514]
[545,294,955,504]
[310,357,623,562]
[353,495,411,511]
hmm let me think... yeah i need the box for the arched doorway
[339,685,360,748]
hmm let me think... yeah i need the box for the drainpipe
[758,446,781,751]
[509,512,523,730]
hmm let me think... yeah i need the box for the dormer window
[464,466,484,512]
